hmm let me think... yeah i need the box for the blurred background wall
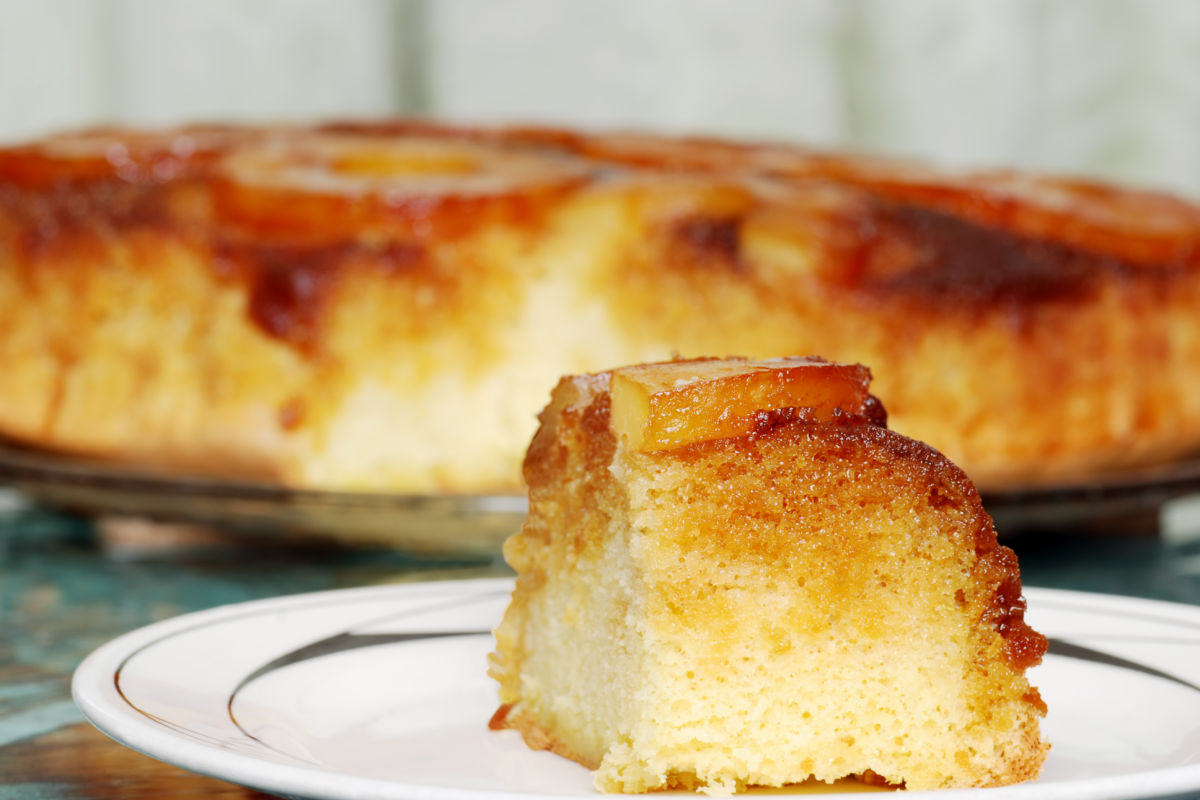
[1,0,1197,199]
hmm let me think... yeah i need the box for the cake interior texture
[489,358,1048,794]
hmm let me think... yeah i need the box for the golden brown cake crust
[2,121,1199,491]
[490,362,1049,792]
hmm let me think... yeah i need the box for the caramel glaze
[212,239,427,352]
[842,201,1130,307]
[746,393,888,439]
[0,171,203,245]
[666,214,746,274]
[827,170,1200,269]
[2,120,1196,354]
[488,703,514,731]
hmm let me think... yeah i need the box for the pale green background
[1,0,1197,199]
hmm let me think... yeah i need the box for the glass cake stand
[3,439,1199,553]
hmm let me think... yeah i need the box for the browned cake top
[2,120,1197,357]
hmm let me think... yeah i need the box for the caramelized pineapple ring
[0,125,253,187]
[761,148,1200,267]
[610,356,873,453]
[211,133,593,241]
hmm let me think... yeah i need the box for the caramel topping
[215,239,425,351]
[487,703,513,730]
[845,202,1117,307]
[666,214,745,274]
[980,545,1047,670]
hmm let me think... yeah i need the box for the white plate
[73,579,1200,800]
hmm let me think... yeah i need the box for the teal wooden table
[2,490,1200,798]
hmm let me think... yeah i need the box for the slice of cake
[488,356,1048,794]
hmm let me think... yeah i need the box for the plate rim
[72,580,1200,800]
[73,579,518,800]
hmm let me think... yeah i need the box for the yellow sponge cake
[489,356,1048,793]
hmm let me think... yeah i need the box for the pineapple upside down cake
[1,120,1199,493]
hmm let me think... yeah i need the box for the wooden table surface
[3,492,1200,799]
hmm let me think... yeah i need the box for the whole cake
[488,356,1048,793]
[1,120,1199,492]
